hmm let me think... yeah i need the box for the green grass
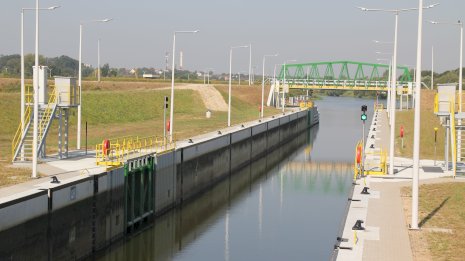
[402,182,465,260]
[395,90,445,160]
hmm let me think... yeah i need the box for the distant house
[143,73,160,79]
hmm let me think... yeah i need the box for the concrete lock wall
[49,176,94,260]
[0,169,125,260]
[174,109,315,204]
[154,151,177,214]
[0,190,49,260]
[0,108,318,260]
[94,168,125,251]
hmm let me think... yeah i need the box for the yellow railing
[299,101,314,109]
[11,85,57,160]
[364,149,387,176]
[38,88,57,142]
[95,135,176,167]
[374,103,384,111]
[450,101,457,178]
[434,93,439,114]
[11,105,32,160]
[96,143,124,167]
[353,140,363,181]
[456,93,465,113]
[353,139,387,179]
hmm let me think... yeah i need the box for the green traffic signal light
[361,114,367,121]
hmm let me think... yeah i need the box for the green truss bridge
[277,61,413,91]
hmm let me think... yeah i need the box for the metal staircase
[11,91,57,162]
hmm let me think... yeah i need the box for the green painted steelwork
[124,157,154,234]
[279,61,412,89]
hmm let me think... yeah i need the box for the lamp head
[426,3,440,9]
[357,7,368,11]
[429,20,438,24]
[48,5,60,10]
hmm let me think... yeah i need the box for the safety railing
[25,85,56,104]
[299,101,314,109]
[11,105,32,160]
[450,101,457,178]
[285,79,412,90]
[96,143,123,167]
[38,89,57,142]
[363,149,387,176]
[434,93,439,114]
[455,93,465,113]
[374,103,384,112]
[96,135,176,167]
[353,140,363,181]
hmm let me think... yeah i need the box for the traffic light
[361,105,367,113]
[164,96,169,108]
[361,104,367,122]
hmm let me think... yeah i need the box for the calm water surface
[96,96,376,261]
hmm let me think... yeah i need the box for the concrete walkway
[336,109,453,261]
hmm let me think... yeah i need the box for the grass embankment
[0,78,280,187]
[402,182,465,260]
[395,89,445,160]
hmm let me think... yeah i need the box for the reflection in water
[224,210,229,261]
[258,184,263,238]
[95,96,373,261]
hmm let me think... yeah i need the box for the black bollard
[361,187,370,195]
[352,220,365,230]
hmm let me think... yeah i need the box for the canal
[94,96,375,261]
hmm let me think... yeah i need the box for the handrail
[299,101,314,109]
[38,88,57,142]
[363,149,387,176]
[11,105,32,160]
[96,135,176,166]
[434,93,439,114]
[353,140,363,181]
[450,101,457,178]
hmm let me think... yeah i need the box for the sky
[1,0,464,75]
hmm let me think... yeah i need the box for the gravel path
[160,84,228,111]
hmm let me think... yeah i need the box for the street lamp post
[32,0,39,178]
[207,68,213,85]
[169,30,199,142]
[20,5,59,162]
[262,54,278,118]
[412,0,429,230]
[78,18,112,149]
[358,3,438,177]
[374,39,394,118]
[249,43,252,86]
[228,45,249,127]
[97,39,100,82]
[431,46,434,89]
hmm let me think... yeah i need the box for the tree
[101,63,110,77]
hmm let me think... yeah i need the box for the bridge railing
[282,79,411,90]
